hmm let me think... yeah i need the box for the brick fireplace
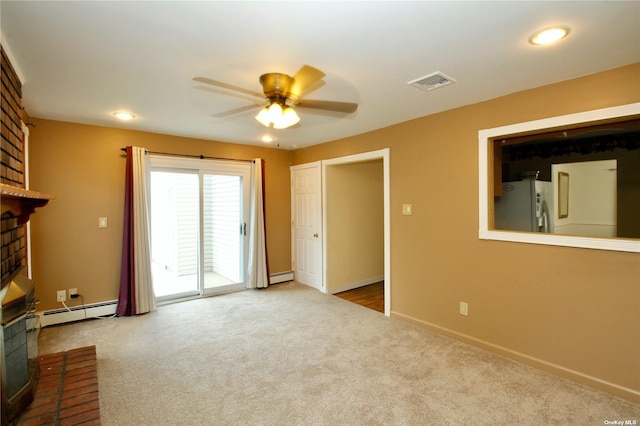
[1,45,54,425]
[1,269,38,425]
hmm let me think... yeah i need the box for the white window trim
[478,103,640,253]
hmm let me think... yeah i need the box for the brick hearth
[17,346,100,425]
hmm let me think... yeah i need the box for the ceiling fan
[193,65,358,129]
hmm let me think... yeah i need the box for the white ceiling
[2,1,639,150]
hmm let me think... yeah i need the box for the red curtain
[116,146,136,316]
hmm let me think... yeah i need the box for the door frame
[149,155,251,301]
[322,148,391,316]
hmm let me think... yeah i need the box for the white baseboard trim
[38,300,118,328]
[270,270,294,284]
[328,276,384,295]
[37,271,294,328]
[391,310,640,403]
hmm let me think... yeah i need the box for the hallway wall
[325,159,384,292]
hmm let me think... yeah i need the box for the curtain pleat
[246,158,269,288]
[117,146,156,315]
[116,147,135,315]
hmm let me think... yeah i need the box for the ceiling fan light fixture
[279,107,300,128]
[255,100,300,129]
[267,102,283,122]
[255,106,273,127]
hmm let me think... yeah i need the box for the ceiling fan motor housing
[259,73,296,100]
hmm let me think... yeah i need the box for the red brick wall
[1,45,25,187]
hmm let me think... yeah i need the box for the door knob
[313,233,319,238]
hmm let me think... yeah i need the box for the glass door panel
[150,171,200,300]
[202,173,244,294]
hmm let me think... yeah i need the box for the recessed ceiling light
[529,26,570,45]
[261,135,274,143]
[113,112,135,120]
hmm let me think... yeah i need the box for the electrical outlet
[69,288,78,298]
[57,290,66,302]
[459,301,468,316]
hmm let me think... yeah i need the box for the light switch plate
[98,217,108,228]
[460,302,469,316]
[402,204,412,215]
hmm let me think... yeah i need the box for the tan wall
[28,120,293,311]
[292,63,640,400]
[325,160,384,292]
[27,63,639,401]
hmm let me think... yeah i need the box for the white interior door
[291,162,323,290]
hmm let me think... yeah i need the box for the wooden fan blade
[288,65,326,99]
[212,104,261,118]
[296,99,358,114]
[193,77,264,99]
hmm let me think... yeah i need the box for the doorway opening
[323,149,391,316]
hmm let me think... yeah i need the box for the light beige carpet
[38,282,639,425]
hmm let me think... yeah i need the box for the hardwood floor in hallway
[334,282,384,313]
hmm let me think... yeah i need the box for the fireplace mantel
[1,183,55,225]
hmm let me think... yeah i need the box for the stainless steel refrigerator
[494,179,553,233]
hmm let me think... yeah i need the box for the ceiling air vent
[408,71,457,92]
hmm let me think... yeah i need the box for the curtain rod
[120,147,254,163]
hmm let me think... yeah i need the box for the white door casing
[291,162,323,290]
[322,149,391,316]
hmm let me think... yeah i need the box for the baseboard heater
[38,300,117,328]
[270,270,294,284]
[38,271,295,328]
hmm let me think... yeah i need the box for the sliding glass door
[149,156,250,302]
